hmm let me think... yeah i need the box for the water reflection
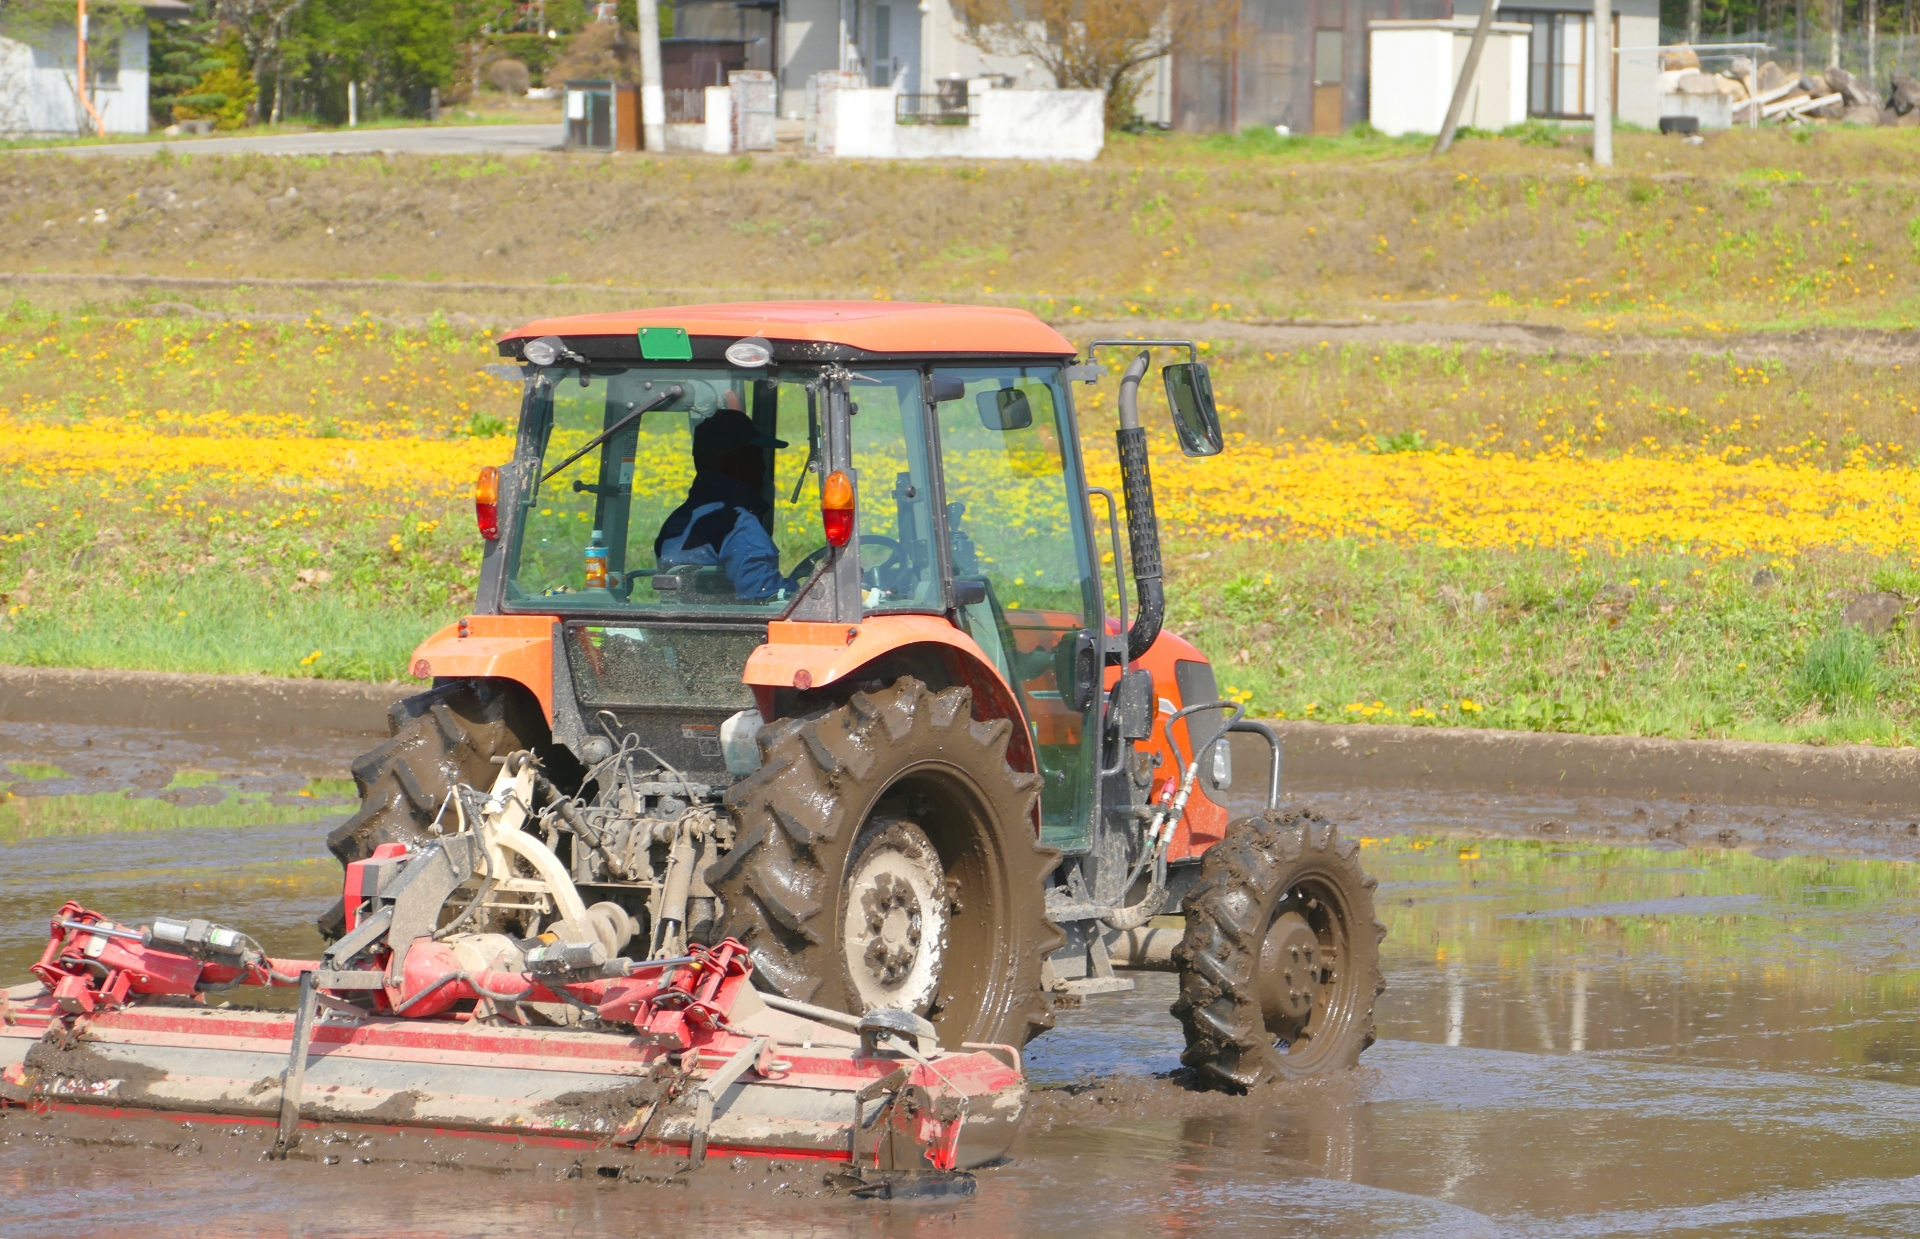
[1366,836,1920,1084]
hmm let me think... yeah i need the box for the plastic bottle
[584,530,609,589]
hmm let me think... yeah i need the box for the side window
[850,371,940,610]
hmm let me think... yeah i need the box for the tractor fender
[744,617,1038,774]
[1108,628,1230,861]
[408,613,1035,775]
[408,614,559,722]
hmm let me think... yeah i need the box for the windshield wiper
[789,389,819,504]
[540,384,684,485]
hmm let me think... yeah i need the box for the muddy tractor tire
[1171,810,1385,1090]
[710,677,1063,1049]
[318,678,546,939]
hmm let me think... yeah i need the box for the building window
[872,4,891,87]
[1508,9,1614,118]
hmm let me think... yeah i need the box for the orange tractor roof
[501,301,1076,357]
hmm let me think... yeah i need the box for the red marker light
[821,469,854,548]
[474,465,500,540]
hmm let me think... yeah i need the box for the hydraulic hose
[1116,351,1165,661]
[1100,701,1245,932]
[390,969,534,1015]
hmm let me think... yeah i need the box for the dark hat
[693,407,787,457]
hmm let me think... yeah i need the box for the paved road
[15,124,562,158]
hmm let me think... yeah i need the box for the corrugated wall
[1174,0,1451,132]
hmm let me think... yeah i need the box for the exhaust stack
[1116,352,1164,661]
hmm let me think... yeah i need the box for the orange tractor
[326,302,1383,1089]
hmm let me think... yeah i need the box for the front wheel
[1171,810,1385,1090]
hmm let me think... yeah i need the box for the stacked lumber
[1667,48,1910,126]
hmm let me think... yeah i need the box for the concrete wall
[1369,21,1530,136]
[0,21,149,136]
[1615,12,1661,127]
[777,0,841,119]
[825,85,1104,159]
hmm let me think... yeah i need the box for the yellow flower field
[8,415,1920,561]
[0,419,510,500]
[1111,437,1920,558]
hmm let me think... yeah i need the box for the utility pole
[1687,0,1701,43]
[74,0,107,136]
[638,0,664,150]
[1593,0,1612,167]
[1432,0,1498,157]
[1870,0,1878,86]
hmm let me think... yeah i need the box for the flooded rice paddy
[2,717,1919,1236]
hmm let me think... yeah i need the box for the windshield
[504,364,938,616]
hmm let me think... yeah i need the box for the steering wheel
[791,535,903,583]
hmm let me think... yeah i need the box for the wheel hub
[1258,908,1324,1034]
[860,871,923,985]
[841,819,948,1015]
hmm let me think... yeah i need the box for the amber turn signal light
[475,465,500,540]
[820,469,854,548]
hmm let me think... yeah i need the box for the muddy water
[5,720,1920,1236]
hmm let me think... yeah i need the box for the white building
[0,0,189,137]
[674,0,1172,125]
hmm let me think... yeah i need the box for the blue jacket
[654,474,794,601]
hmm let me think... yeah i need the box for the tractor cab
[486,316,1119,855]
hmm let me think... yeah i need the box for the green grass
[1167,539,1920,745]
[0,769,354,841]
[10,508,1920,748]
[0,572,437,681]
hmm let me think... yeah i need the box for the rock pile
[1660,44,1914,126]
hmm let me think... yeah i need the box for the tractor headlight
[725,336,774,368]
[522,335,564,366]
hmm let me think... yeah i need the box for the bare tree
[947,0,1233,129]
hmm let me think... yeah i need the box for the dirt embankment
[1258,720,1920,814]
[11,663,1919,822]
[0,664,402,736]
[1,135,1910,329]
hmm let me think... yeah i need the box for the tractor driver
[653,398,796,601]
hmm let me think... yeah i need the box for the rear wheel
[1171,810,1384,1090]
[710,677,1062,1048]
[319,678,546,939]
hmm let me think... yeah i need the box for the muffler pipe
[1116,351,1164,662]
[1103,924,1183,971]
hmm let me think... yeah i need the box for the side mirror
[977,387,1033,431]
[929,373,967,403]
[1162,362,1224,457]
[1053,630,1101,713]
